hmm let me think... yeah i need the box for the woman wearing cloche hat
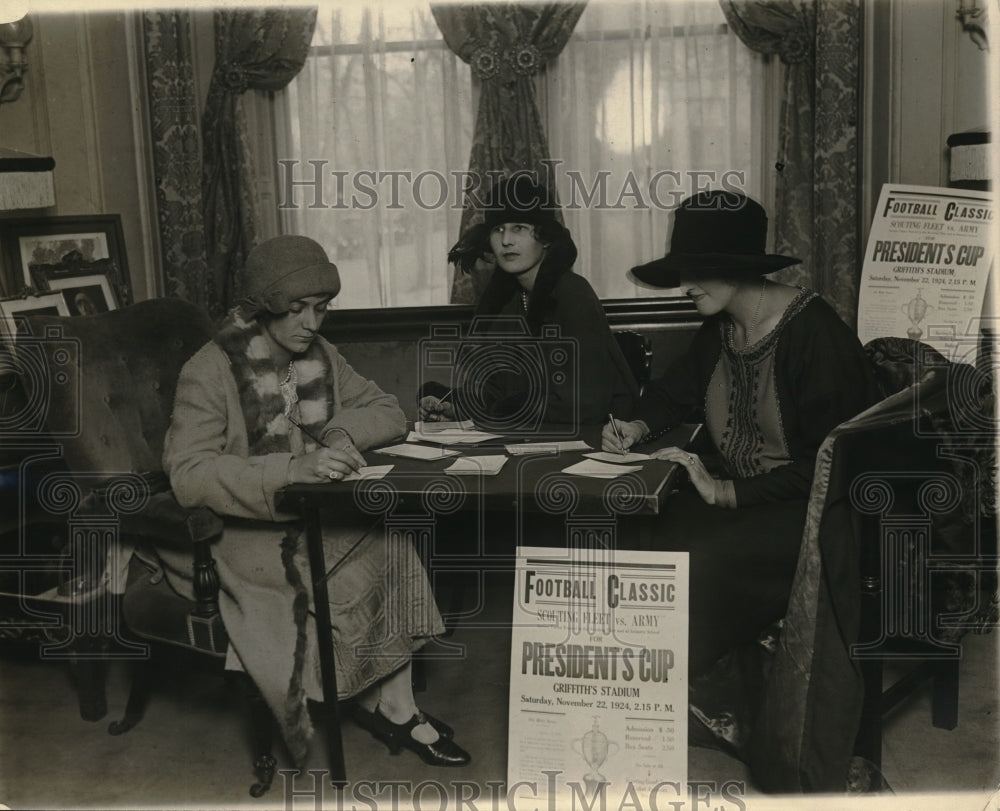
[603,191,880,752]
[162,235,470,774]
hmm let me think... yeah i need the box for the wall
[863,0,992,231]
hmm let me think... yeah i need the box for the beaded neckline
[724,288,816,359]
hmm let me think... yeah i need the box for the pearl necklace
[279,361,298,413]
[521,290,529,311]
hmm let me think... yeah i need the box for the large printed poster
[507,546,689,809]
[857,184,994,358]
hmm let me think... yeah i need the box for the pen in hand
[608,413,627,456]
[287,415,328,448]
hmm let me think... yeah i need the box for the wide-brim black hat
[482,174,569,238]
[629,190,801,288]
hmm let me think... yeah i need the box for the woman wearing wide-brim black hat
[603,190,881,756]
[419,174,640,430]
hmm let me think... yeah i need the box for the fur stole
[214,308,334,455]
[214,307,335,765]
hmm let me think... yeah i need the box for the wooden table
[278,423,697,782]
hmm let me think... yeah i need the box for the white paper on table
[414,420,475,433]
[562,459,643,479]
[504,440,592,455]
[584,450,651,464]
[374,443,460,460]
[407,427,502,445]
[443,455,508,476]
[342,464,394,482]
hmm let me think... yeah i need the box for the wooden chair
[613,329,653,393]
[13,298,286,796]
[850,337,996,769]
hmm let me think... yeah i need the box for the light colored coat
[162,337,442,764]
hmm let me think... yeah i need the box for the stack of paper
[504,440,592,455]
[443,455,508,476]
[409,421,502,445]
[562,460,643,479]
[374,443,460,460]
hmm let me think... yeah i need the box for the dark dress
[630,290,880,675]
[424,239,639,430]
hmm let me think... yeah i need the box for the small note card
[342,465,394,482]
[443,455,509,476]
[583,451,651,464]
[375,444,460,460]
[408,425,502,445]
[562,460,643,479]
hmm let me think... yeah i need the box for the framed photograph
[0,293,71,343]
[32,270,118,316]
[0,215,130,305]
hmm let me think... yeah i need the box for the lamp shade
[0,147,55,209]
[946,131,992,190]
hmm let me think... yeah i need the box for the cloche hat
[242,235,341,314]
[630,190,801,288]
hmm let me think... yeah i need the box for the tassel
[279,526,314,766]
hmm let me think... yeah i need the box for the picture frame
[31,269,119,316]
[0,215,130,306]
[0,292,71,343]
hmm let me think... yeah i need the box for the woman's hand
[650,447,736,507]
[601,418,646,453]
[288,446,364,483]
[419,396,455,422]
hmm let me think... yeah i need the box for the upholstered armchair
[11,298,279,796]
[750,335,996,792]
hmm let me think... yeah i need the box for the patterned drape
[719,0,860,327]
[431,2,585,304]
[142,12,211,311]
[201,8,317,316]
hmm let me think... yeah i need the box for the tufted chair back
[21,298,214,475]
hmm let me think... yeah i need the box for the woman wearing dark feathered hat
[419,174,640,429]
[603,189,880,757]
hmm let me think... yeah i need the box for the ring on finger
[328,471,341,480]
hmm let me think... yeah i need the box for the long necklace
[521,290,529,311]
[743,279,767,348]
[279,361,298,413]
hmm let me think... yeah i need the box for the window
[277,1,772,308]
[546,0,771,300]
[279,4,473,309]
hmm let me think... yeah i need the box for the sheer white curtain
[546,0,773,299]
[278,3,473,309]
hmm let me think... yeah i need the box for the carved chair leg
[931,657,960,730]
[109,658,153,735]
[854,658,884,768]
[235,672,276,797]
[74,654,108,722]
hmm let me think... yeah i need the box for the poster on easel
[507,545,688,810]
[857,184,994,360]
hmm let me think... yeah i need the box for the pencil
[608,413,627,456]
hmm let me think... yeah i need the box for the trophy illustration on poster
[901,290,932,340]
[572,717,619,796]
